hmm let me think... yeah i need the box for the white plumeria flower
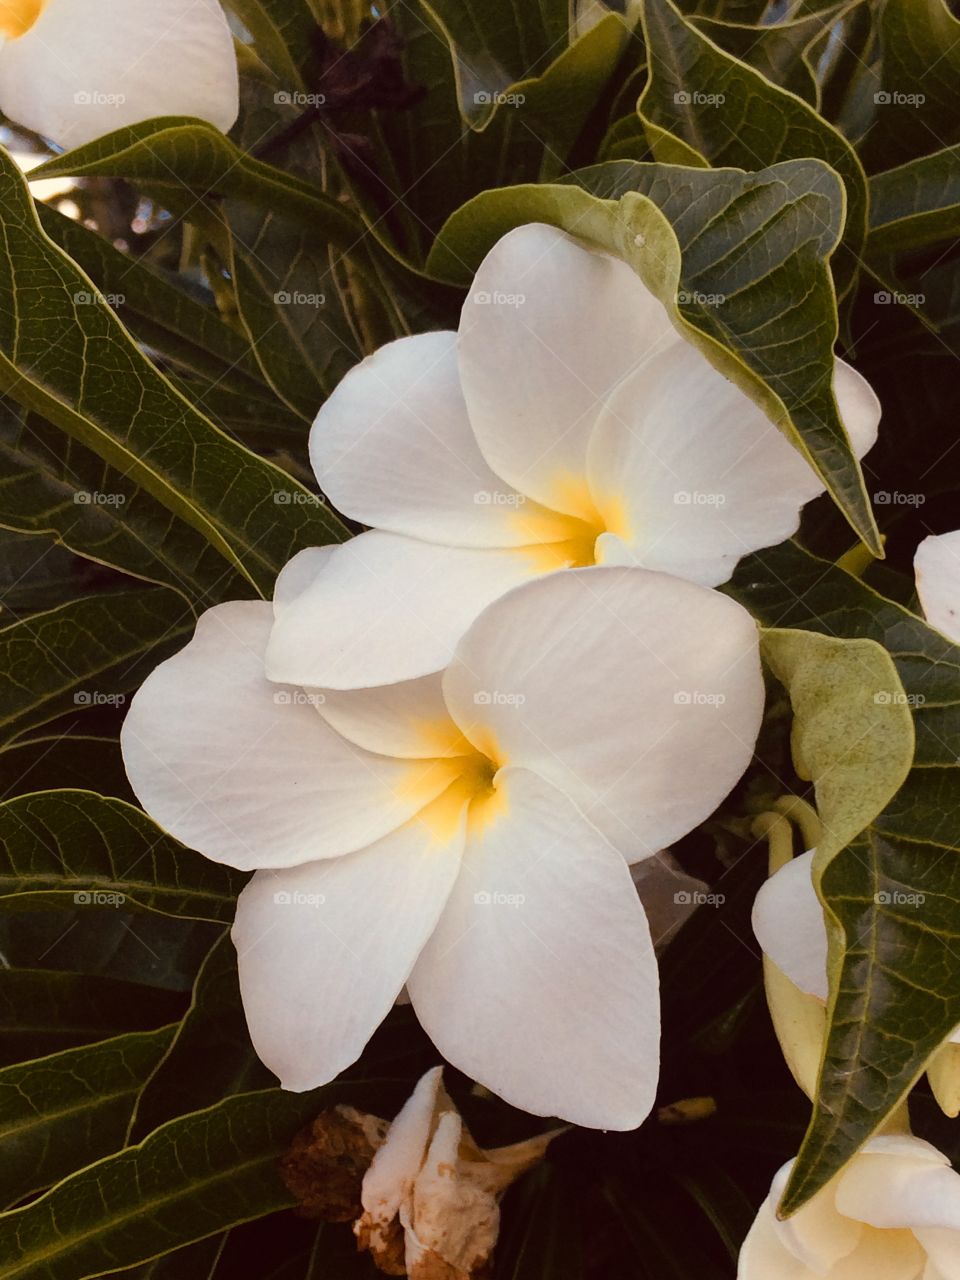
[916,530,960,645]
[122,566,764,1129]
[740,1135,960,1279]
[0,0,238,150]
[753,850,960,1046]
[267,222,881,691]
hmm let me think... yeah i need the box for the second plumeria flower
[0,0,239,149]
[270,221,881,690]
[122,566,764,1129]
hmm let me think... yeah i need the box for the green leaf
[728,541,960,1211]
[759,628,915,861]
[867,145,960,257]
[0,971,184,1066]
[36,205,272,400]
[31,119,364,255]
[427,161,881,553]
[692,9,834,106]
[858,0,960,174]
[638,0,867,267]
[0,790,245,922]
[128,932,270,1142]
[0,147,345,596]
[0,590,193,744]
[226,0,317,87]
[0,407,250,605]
[0,1082,408,1280]
[0,1025,175,1209]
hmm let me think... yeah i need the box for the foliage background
[2,0,960,1275]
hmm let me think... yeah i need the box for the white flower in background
[753,850,960,1046]
[740,1135,960,1278]
[355,1066,560,1278]
[916,530,960,644]
[0,0,238,150]
[122,566,764,1128]
[267,222,881,690]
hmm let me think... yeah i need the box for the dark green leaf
[868,145,960,257]
[0,147,345,596]
[729,540,960,1211]
[0,589,192,744]
[0,790,245,922]
[0,1026,175,1209]
[0,1082,408,1280]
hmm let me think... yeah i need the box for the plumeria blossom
[753,850,960,1047]
[355,1066,560,1278]
[915,530,960,645]
[0,0,238,150]
[740,1135,960,1279]
[122,565,764,1129]
[266,222,881,690]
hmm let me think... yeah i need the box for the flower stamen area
[0,0,44,38]
[508,474,631,570]
[403,740,507,844]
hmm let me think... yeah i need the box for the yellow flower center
[399,733,507,845]
[0,0,44,38]
[507,474,631,572]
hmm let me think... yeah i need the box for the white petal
[836,1138,960,1232]
[738,1197,816,1280]
[766,1161,862,1274]
[407,768,660,1130]
[310,331,540,547]
[442,566,764,860]
[915,532,960,646]
[273,546,336,616]
[264,530,539,689]
[834,360,883,459]
[361,1066,444,1227]
[0,0,238,150]
[916,1227,960,1280]
[121,602,450,870]
[318,675,471,760]
[586,349,878,589]
[752,851,829,1001]
[232,813,466,1091]
[457,223,678,516]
